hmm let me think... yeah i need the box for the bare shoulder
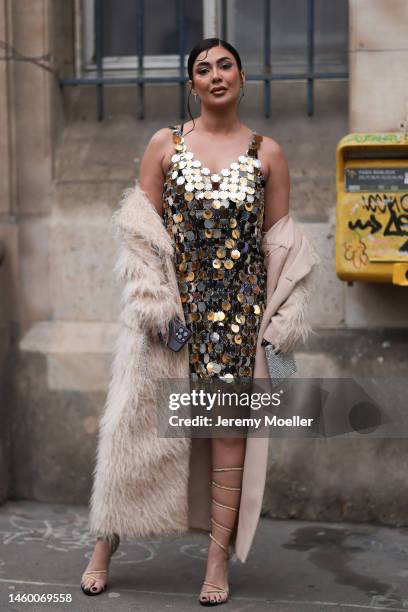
[145,126,173,156]
[150,126,178,175]
[258,135,289,182]
[261,135,287,161]
[139,127,176,215]
[261,134,290,228]
[140,126,175,177]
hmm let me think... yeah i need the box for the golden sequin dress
[162,124,267,383]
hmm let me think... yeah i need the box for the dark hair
[185,38,243,136]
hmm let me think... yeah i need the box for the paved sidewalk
[1,501,408,611]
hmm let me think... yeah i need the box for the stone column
[0,0,15,504]
[0,0,71,503]
[349,0,408,131]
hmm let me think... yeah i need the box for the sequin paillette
[162,125,267,383]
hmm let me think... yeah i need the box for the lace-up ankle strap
[209,532,230,557]
[211,480,241,491]
[212,498,239,512]
[212,466,244,472]
[211,517,233,533]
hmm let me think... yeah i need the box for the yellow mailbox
[336,132,408,285]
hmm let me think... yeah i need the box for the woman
[81,37,315,606]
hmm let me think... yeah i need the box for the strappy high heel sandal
[80,533,120,596]
[199,466,243,607]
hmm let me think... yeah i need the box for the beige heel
[80,533,120,596]
[199,466,243,606]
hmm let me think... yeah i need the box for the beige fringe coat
[89,183,319,563]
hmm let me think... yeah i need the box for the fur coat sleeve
[111,186,183,338]
[260,215,320,353]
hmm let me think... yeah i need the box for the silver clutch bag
[264,343,297,388]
